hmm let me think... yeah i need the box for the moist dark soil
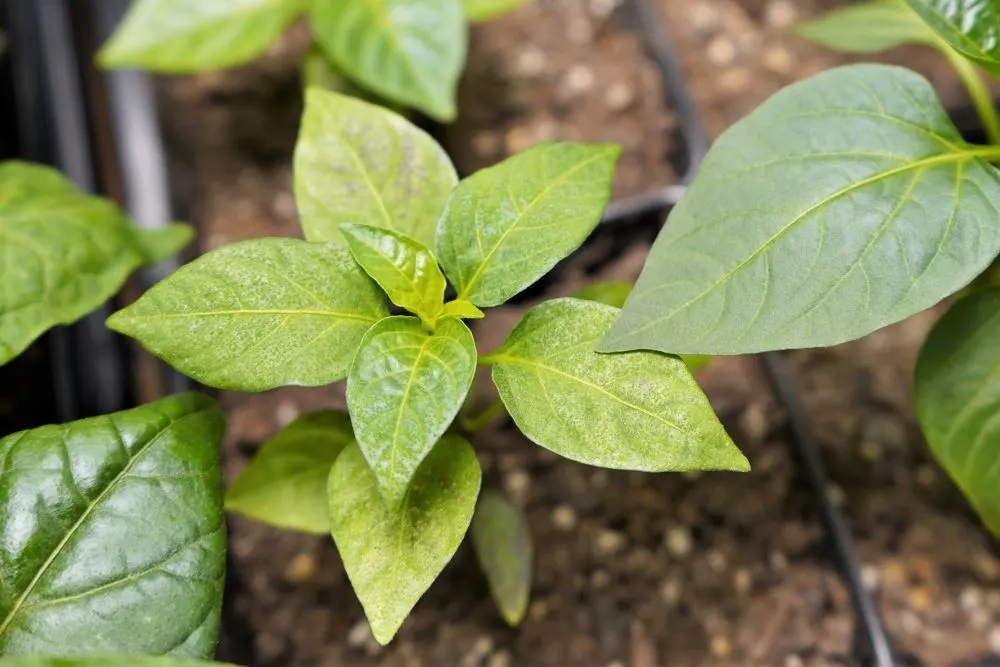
[154,2,1000,665]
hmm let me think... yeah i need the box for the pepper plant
[98,0,530,122]
[603,0,1000,538]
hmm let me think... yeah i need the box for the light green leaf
[915,287,1000,536]
[906,0,1000,77]
[307,0,465,120]
[107,238,388,392]
[0,161,183,367]
[132,223,195,265]
[463,0,531,22]
[797,0,938,53]
[98,0,305,72]
[225,411,353,534]
[347,316,477,506]
[0,393,225,658]
[437,142,620,308]
[441,299,485,320]
[0,659,234,667]
[470,491,532,626]
[601,64,1000,355]
[490,298,747,471]
[328,438,481,644]
[293,89,457,247]
[341,224,446,327]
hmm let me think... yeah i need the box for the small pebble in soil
[487,651,512,667]
[907,586,933,611]
[605,662,625,667]
[784,656,805,667]
[563,65,595,97]
[707,549,727,573]
[275,400,299,428]
[504,469,531,506]
[976,552,1000,581]
[660,576,683,605]
[460,637,494,667]
[283,552,316,583]
[989,626,1000,653]
[826,483,846,508]
[915,464,938,487]
[883,559,907,587]
[567,15,592,44]
[664,526,693,558]
[512,46,546,79]
[707,37,736,66]
[552,504,578,532]
[588,0,622,18]
[740,402,770,441]
[764,0,798,28]
[472,132,500,158]
[529,600,549,620]
[272,191,296,220]
[899,610,921,634]
[859,440,883,462]
[960,586,984,613]
[346,620,375,652]
[595,529,628,557]
[761,45,793,75]
[604,82,635,112]
[591,569,611,589]
[718,68,751,94]
[770,550,789,573]
[689,2,720,33]
[861,564,881,591]
[709,635,732,658]
[733,568,752,595]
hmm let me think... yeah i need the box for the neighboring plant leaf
[307,0,465,121]
[437,142,620,308]
[107,238,388,391]
[0,161,184,367]
[797,0,937,53]
[905,0,1000,77]
[463,0,531,21]
[98,0,305,72]
[915,287,1000,536]
[347,316,477,506]
[341,224,447,327]
[601,64,1000,355]
[490,298,747,471]
[0,393,225,657]
[328,438,481,644]
[132,223,195,265]
[470,491,532,626]
[0,659,234,667]
[225,411,353,534]
[294,89,457,247]
[441,299,485,320]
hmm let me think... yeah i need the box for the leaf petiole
[461,399,507,433]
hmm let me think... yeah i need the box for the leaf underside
[470,491,532,626]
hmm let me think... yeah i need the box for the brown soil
[153,2,1000,666]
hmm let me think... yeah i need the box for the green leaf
[915,288,1000,536]
[441,299,485,320]
[98,0,305,72]
[347,316,477,506]
[463,0,531,22]
[490,298,747,471]
[341,224,446,327]
[0,161,181,367]
[437,142,620,308]
[293,89,457,247]
[132,223,195,265]
[601,64,1000,355]
[470,491,532,626]
[307,0,465,121]
[225,411,353,534]
[107,238,388,392]
[797,0,938,53]
[0,393,225,658]
[328,438,481,644]
[905,0,1000,77]
[0,659,234,667]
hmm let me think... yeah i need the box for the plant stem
[461,399,507,433]
[943,46,1000,146]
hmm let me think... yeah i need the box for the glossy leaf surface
[491,299,747,471]
[107,238,388,391]
[797,0,938,52]
[437,142,620,307]
[470,491,532,626]
[0,161,189,366]
[440,299,485,320]
[0,394,225,657]
[328,438,481,644]
[341,224,446,326]
[225,411,353,534]
[294,89,456,247]
[602,65,1000,355]
[308,0,465,120]
[462,0,531,21]
[915,287,1000,536]
[347,317,477,506]
[98,0,304,72]
[906,0,1000,76]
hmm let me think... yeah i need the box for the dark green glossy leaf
[294,89,457,247]
[797,0,938,53]
[308,0,465,120]
[602,65,1000,355]
[225,411,353,534]
[0,659,233,667]
[440,299,484,320]
[915,287,1000,536]
[906,0,1000,77]
[347,316,477,506]
[328,438,481,644]
[98,0,305,72]
[0,393,225,658]
[437,142,620,308]
[341,224,446,327]
[470,491,532,626]
[463,0,531,21]
[107,238,388,392]
[0,161,189,366]
[491,298,747,471]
